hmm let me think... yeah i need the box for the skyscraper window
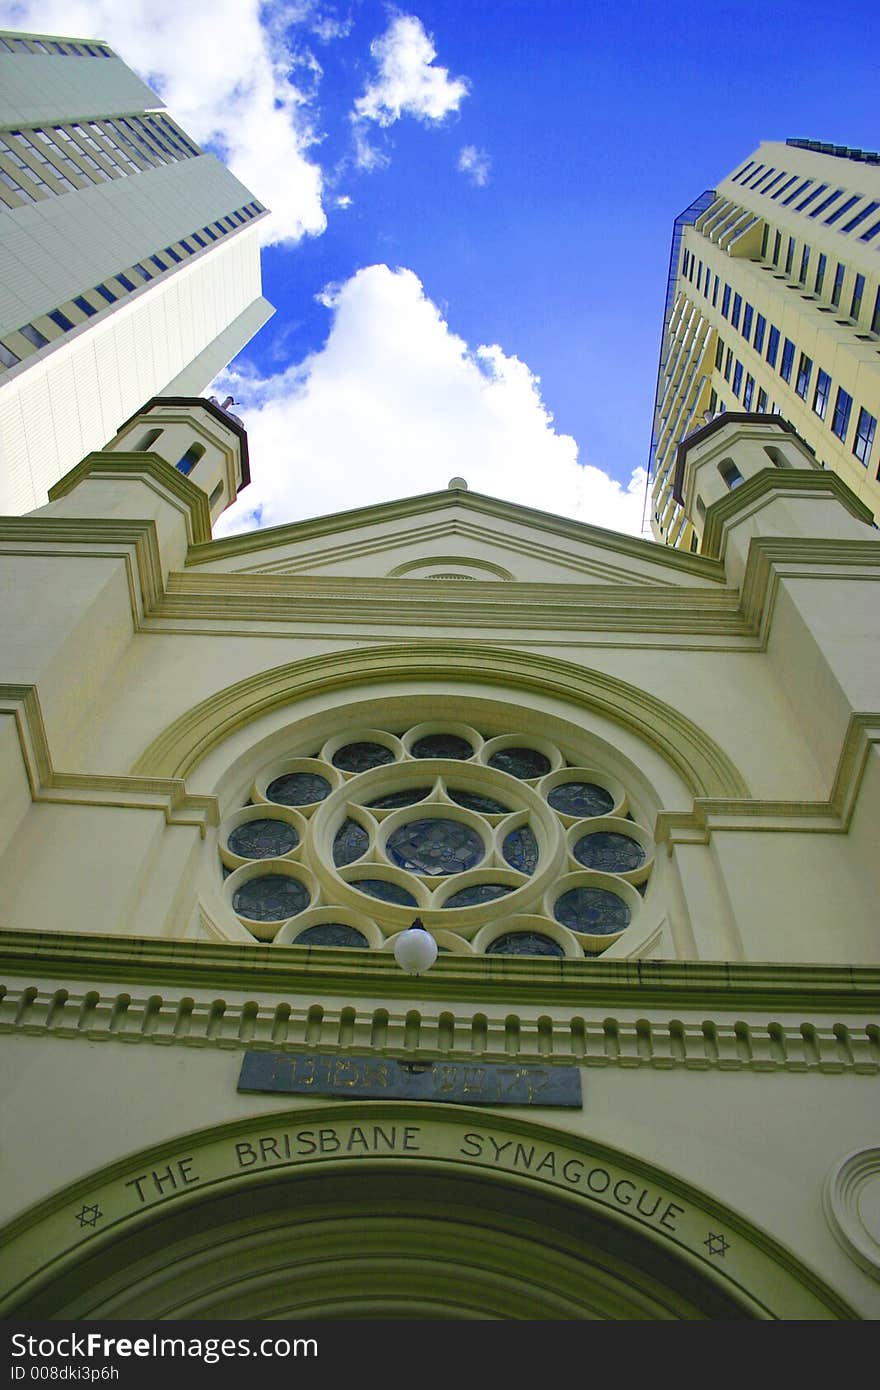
[853,407,876,466]
[780,338,795,383]
[812,369,831,420]
[824,194,859,226]
[753,314,766,353]
[850,274,865,321]
[795,353,812,400]
[831,388,853,441]
[831,263,845,308]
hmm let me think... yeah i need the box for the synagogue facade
[0,401,878,1318]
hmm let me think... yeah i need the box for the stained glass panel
[232,874,309,922]
[366,788,431,809]
[267,772,331,806]
[487,747,551,779]
[294,924,369,948]
[548,781,614,818]
[554,886,630,934]
[448,789,509,814]
[411,733,473,760]
[443,883,513,908]
[352,878,418,906]
[502,826,539,873]
[486,932,564,957]
[573,831,645,873]
[386,818,484,875]
[227,819,298,859]
[332,741,395,773]
[333,819,370,867]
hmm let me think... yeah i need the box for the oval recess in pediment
[388,555,514,580]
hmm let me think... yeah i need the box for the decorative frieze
[1,982,877,1075]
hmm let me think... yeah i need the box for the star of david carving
[75,1203,102,1228]
[703,1231,730,1257]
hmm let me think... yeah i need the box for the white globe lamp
[393,918,438,975]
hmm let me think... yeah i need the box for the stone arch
[0,1104,850,1320]
[131,643,749,800]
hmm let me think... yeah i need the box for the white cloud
[211,265,646,539]
[351,122,389,172]
[353,14,469,127]
[458,145,491,187]
[0,0,327,246]
[309,9,353,42]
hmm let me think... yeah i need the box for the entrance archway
[0,1105,851,1319]
[11,1167,748,1320]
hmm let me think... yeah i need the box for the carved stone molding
[824,1149,880,1279]
[1,983,878,1075]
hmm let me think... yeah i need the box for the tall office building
[0,28,273,514]
[649,139,880,551]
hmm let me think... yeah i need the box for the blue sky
[4,0,880,535]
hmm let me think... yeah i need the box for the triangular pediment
[189,489,724,589]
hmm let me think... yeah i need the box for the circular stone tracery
[221,722,654,957]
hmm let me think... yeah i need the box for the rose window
[218,721,654,959]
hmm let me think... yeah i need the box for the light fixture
[393,917,438,975]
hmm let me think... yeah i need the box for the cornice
[47,452,212,544]
[0,929,876,1007]
[150,574,748,636]
[0,934,878,1062]
[656,713,880,843]
[189,488,724,581]
[700,471,875,560]
[0,686,218,830]
[740,537,880,649]
[0,516,165,628]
